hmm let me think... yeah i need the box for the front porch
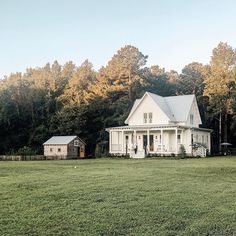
[108,125,185,158]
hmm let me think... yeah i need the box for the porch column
[147,129,150,153]
[134,130,137,144]
[175,128,178,154]
[109,130,112,152]
[121,130,124,153]
[161,129,163,153]
[181,129,183,144]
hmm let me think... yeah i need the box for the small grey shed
[43,136,86,159]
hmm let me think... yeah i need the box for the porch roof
[106,125,211,132]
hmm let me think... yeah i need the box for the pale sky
[1,0,236,79]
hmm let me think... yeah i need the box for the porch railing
[111,144,122,151]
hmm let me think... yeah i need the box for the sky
[1,0,236,79]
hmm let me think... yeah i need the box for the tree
[177,62,209,126]
[204,42,236,152]
[104,45,148,100]
[61,60,96,106]
[178,62,205,97]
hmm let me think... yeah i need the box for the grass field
[1,157,236,235]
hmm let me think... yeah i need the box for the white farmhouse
[106,92,211,158]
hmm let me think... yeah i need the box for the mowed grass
[1,157,236,235]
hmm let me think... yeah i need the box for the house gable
[125,92,202,127]
[185,97,202,127]
[125,93,171,126]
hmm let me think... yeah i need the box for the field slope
[1,157,236,235]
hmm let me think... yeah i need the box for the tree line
[0,43,235,156]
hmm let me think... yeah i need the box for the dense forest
[0,42,236,156]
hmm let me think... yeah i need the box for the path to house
[1,157,236,235]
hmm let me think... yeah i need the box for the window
[50,148,53,152]
[143,113,147,123]
[196,135,198,142]
[202,135,204,144]
[74,140,79,146]
[206,135,209,145]
[190,114,194,125]
[58,148,61,152]
[144,112,152,123]
[148,113,153,123]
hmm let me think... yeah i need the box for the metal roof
[43,136,77,145]
[148,92,175,121]
[126,92,196,123]
[164,94,195,121]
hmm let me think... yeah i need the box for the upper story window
[190,114,194,125]
[58,148,61,152]
[144,113,147,123]
[148,113,153,123]
[144,112,153,124]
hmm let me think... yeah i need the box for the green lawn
[1,157,236,236]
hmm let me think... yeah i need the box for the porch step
[130,150,145,158]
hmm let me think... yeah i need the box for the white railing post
[175,128,178,155]
[161,129,163,153]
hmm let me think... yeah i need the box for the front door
[149,135,154,151]
[143,135,147,154]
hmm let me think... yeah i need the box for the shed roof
[43,136,78,145]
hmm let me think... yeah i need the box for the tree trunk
[224,113,227,143]
[219,113,222,154]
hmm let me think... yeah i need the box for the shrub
[179,144,186,158]
[15,146,36,156]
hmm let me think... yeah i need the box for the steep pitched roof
[165,94,195,121]
[148,92,175,121]
[125,92,196,123]
[43,136,77,145]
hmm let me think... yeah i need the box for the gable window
[74,140,79,146]
[144,112,153,123]
[148,113,153,123]
[143,113,147,123]
[190,114,194,125]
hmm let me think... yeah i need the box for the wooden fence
[0,155,84,161]
[0,155,45,161]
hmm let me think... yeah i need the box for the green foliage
[9,146,37,156]
[0,43,235,155]
[178,144,186,158]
